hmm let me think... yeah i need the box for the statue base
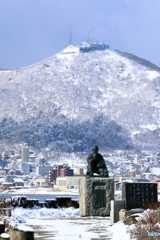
[78,177,114,217]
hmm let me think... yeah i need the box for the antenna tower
[69,30,72,45]
[88,28,92,43]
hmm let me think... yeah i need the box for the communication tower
[69,30,72,45]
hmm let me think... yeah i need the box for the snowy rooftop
[13,178,24,183]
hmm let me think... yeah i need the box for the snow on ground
[11,207,112,239]
[2,188,79,195]
[140,124,159,131]
[110,221,136,240]
[0,233,10,238]
[29,217,110,240]
[10,207,133,240]
[2,189,159,239]
[12,207,80,220]
[8,206,160,240]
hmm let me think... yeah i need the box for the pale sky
[0,0,160,69]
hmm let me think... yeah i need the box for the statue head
[92,145,99,153]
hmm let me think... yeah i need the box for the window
[59,180,66,186]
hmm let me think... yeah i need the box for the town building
[48,169,57,183]
[48,165,74,183]
[21,144,29,162]
[13,178,24,189]
[126,170,141,178]
[59,167,74,177]
[54,176,85,190]
[36,178,49,189]
[57,165,63,176]
[36,164,52,177]
[150,178,160,192]
[74,168,84,176]
[20,162,36,173]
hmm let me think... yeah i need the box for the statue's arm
[87,154,92,163]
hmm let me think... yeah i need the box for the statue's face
[92,146,98,152]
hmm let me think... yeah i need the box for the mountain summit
[0,43,160,152]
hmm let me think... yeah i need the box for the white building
[54,176,85,190]
[79,41,109,52]
[36,164,52,177]
[20,162,29,172]
[21,144,29,162]
[20,162,36,173]
[13,178,24,188]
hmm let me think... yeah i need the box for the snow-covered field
[2,188,79,195]
[10,207,132,240]
[1,202,159,240]
[1,189,160,239]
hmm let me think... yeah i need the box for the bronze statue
[86,145,109,177]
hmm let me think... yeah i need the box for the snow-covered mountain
[1,44,160,152]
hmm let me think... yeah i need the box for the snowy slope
[0,45,160,152]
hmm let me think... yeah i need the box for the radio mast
[88,28,92,43]
[69,30,72,45]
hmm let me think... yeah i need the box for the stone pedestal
[10,229,34,240]
[110,200,125,224]
[119,209,144,220]
[0,223,5,235]
[78,178,114,217]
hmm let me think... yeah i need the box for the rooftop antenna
[69,30,72,45]
[88,28,92,43]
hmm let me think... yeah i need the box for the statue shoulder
[87,153,93,159]
[97,153,104,160]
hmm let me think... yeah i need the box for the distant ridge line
[115,50,160,72]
